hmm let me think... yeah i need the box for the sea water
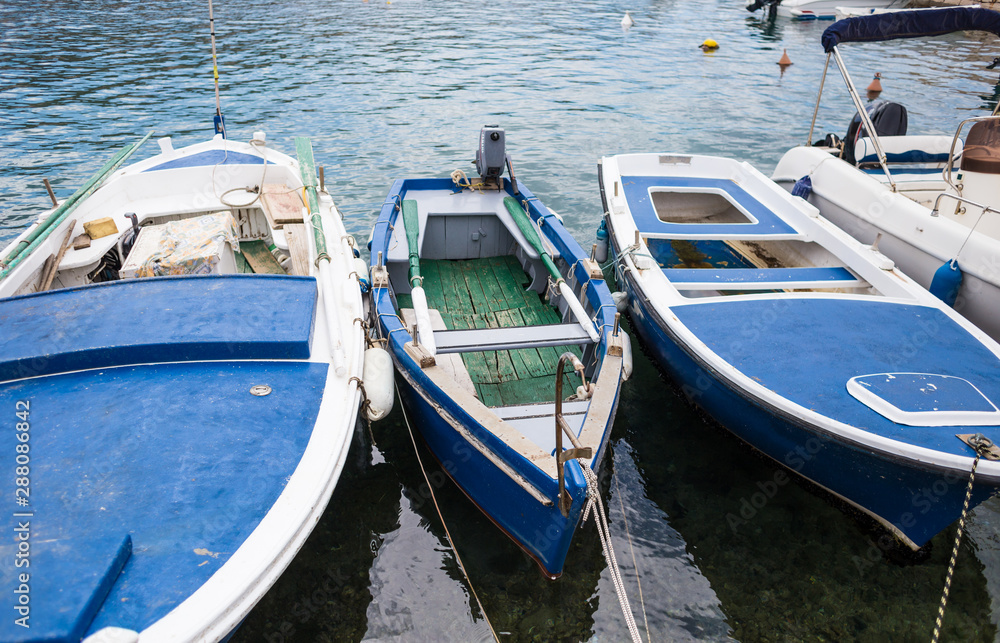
[2,1,999,640]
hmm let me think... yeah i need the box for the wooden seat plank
[241,240,287,275]
[260,184,305,229]
[283,224,311,277]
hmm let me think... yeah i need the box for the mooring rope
[580,462,642,643]
[613,465,650,642]
[397,385,500,643]
[931,435,994,643]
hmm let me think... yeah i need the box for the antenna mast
[209,0,226,138]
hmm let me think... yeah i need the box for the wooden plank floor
[398,256,582,406]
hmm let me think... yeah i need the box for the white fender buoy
[620,330,633,381]
[612,291,628,313]
[621,10,634,28]
[595,220,609,264]
[363,346,395,421]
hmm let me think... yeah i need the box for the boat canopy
[822,7,1000,52]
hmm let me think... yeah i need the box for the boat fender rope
[613,465,651,641]
[396,383,499,642]
[931,434,994,643]
[348,376,371,415]
[580,462,643,643]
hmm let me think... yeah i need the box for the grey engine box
[476,126,506,180]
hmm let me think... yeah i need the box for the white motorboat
[772,7,1000,340]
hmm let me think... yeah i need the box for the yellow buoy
[699,39,719,51]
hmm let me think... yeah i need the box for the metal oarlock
[554,352,593,517]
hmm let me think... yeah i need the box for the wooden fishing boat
[369,128,629,578]
[773,8,1000,341]
[599,152,1000,551]
[0,131,370,642]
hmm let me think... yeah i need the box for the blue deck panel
[0,275,316,382]
[672,298,1000,452]
[0,360,327,635]
[0,534,132,643]
[144,150,276,172]
[664,266,856,284]
[621,176,798,237]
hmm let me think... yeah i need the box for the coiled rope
[580,462,643,643]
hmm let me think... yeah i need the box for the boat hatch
[622,176,799,239]
[847,373,1000,427]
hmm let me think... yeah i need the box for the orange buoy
[777,49,792,67]
[867,72,883,100]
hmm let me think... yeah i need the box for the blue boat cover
[822,7,1000,52]
[672,298,1000,453]
[0,275,316,382]
[0,535,132,643]
[144,150,275,172]
[0,360,327,635]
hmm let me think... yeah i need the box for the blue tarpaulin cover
[822,7,1000,52]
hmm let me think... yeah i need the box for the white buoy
[621,10,634,28]
[612,291,628,313]
[362,346,395,422]
[621,330,633,381]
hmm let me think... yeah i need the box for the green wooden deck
[397,255,582,406]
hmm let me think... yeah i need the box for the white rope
[614,465,650,642]
[580,462,642,643]
[397,384,500,643]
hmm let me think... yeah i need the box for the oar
[0,131,154,282]
[401,199,436,355]
[503,197,600,343]
[295,136,347,376]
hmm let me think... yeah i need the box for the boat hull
[370,175,623,578]
[393,363,590,578]
[610,227,998,548]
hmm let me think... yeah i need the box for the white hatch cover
[847,373,1000,427]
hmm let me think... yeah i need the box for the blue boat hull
[610,235,997,548]
[393,366,589,578]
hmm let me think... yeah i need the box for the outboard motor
[475,125,519,193]
[746,0,781,15]
[476,126,506,182]
[843,100,908,164]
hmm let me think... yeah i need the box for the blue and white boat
[370,128,628,578]
[599,152,1000,550]
[0,131,369,641]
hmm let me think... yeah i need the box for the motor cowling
[476,126,506,181]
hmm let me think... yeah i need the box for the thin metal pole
[209,0,225,138]
[806,52,831,147]
[832,47,895,191]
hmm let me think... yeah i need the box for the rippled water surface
[3,1,1000,641]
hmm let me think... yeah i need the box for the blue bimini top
[822,7,1000,52]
